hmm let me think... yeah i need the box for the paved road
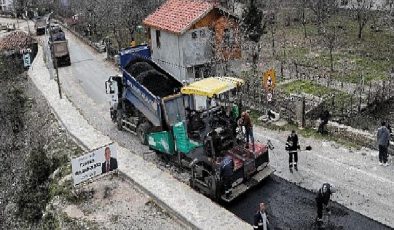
[5,17,390,229]
[58,30,117,105]
[226,175,390,230]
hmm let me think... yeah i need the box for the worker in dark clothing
[239,111,254,151]
[377,121,390,166]
[318,110,330,134]
[219,155,234,198]
[316,183,337,223]
[286,130,300,171]
[253,202,271,230]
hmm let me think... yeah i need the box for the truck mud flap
[221,165,275,203]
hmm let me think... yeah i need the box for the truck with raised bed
[105,45,274,202]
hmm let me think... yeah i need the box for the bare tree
[322,24,342,72]
[352,0,372,39]
[299,0,309,38]
[308,0,335,33]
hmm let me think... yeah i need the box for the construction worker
[286,130,300,171]
[219,155,234,198]
[377,121,390,166]
[318,110,330,134]
[316,183,337,224]
[253,202,271,230]
[239,111,254,151]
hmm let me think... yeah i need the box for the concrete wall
[150,29,186,81]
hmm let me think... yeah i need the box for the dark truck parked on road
[34,16,46,35]
[45,24,71,67]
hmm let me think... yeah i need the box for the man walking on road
[286,130,300,172]
[377,121,390,166]
[316,183,336,224]
[253,202,270,230]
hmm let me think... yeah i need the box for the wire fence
[237,62,394,127]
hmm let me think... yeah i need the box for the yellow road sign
[262,69,276,90]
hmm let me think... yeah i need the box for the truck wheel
[116,109,123,131]
[208,176,219,201]
[65,57,71,66]
[137,122,151,145]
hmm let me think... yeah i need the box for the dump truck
[46,24,71,67]
[34,16,46,35]
[105,45,274,202]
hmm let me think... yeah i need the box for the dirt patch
[60,175,187,230]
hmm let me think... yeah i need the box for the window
[156,30,161,48]
[223,28,235,48]
[223,28,230,47]
[200,30,206,38]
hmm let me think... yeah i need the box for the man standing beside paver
[377,121,390,166]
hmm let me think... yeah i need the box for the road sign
[262,69,276,90]
[23,53,31,67]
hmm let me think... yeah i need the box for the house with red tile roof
[143,0,241,81]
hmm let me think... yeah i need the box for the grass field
[272,10,393,84]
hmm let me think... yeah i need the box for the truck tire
[64,56,71,66]
[208,175,220,201]
[137,122,151,145]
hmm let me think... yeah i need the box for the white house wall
[150,29,186,81]
[180,27,213,68]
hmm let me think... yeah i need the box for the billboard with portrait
[71,143,118,186]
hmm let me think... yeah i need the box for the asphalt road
[225,175,390,230]
[8,18,389,229]
[58,29,117,105]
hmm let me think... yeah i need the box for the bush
[17,146,52,222]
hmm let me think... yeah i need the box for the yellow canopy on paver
[181,77,244,97]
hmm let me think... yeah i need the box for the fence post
[358,89,362,112]
[350,95,353,118]
[368,81,371,104]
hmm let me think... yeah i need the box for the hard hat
[330,184,337,193]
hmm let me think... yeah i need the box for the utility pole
[48,12,62,99]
